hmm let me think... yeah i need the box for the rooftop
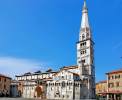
[0,74,11,79]
[96,80,107,84]
[106,69,122,75]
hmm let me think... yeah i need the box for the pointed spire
[81,0,90,29]
[83,0,87,11]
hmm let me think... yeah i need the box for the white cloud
[0,56,47,79]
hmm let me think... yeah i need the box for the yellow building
[0,74,11,97]
[96,69,122,100]
[106,69,122,100]
[96,80,107,98]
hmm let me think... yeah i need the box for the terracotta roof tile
[106,69,122,74]
[96,80,107,84]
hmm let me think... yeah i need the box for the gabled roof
[53,68,79,77]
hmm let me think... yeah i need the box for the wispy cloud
[0,56,47,79]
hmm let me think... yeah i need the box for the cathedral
[15,0,96,99]
[46,0,95,99]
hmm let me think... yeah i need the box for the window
[4,85,6,89]
[4,78,6,82]
[112,76,114,79]
[86,33,89,38]
[118,75,120,78]
[81,50,87,55]
[115,75,120,79]
[62,76,64,79]
[82,34,85,40]
[82,59,85,63]
[109,76,114,80]
[62,81,65,87]
[80,42,86,47]
[108,83,114,88]
[84,42,86,45]
[116,82,120,87]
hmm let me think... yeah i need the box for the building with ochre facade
[0,74,11,97]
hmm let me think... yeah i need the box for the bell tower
[77,0,95,99]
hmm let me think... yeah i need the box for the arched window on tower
[82,34,85,40]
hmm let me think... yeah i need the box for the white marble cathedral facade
[15,0,96,99]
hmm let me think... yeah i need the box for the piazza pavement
[0,98,43,100]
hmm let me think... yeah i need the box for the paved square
[0,98,38,100]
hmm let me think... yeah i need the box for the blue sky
[0,0,122,82]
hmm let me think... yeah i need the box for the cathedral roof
[37,77,53,82]
[53,68,79,77]
[16,71,57,77]
[60,65,78,70]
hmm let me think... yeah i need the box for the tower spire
[83,0,87,10]
[81,0,90,29]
